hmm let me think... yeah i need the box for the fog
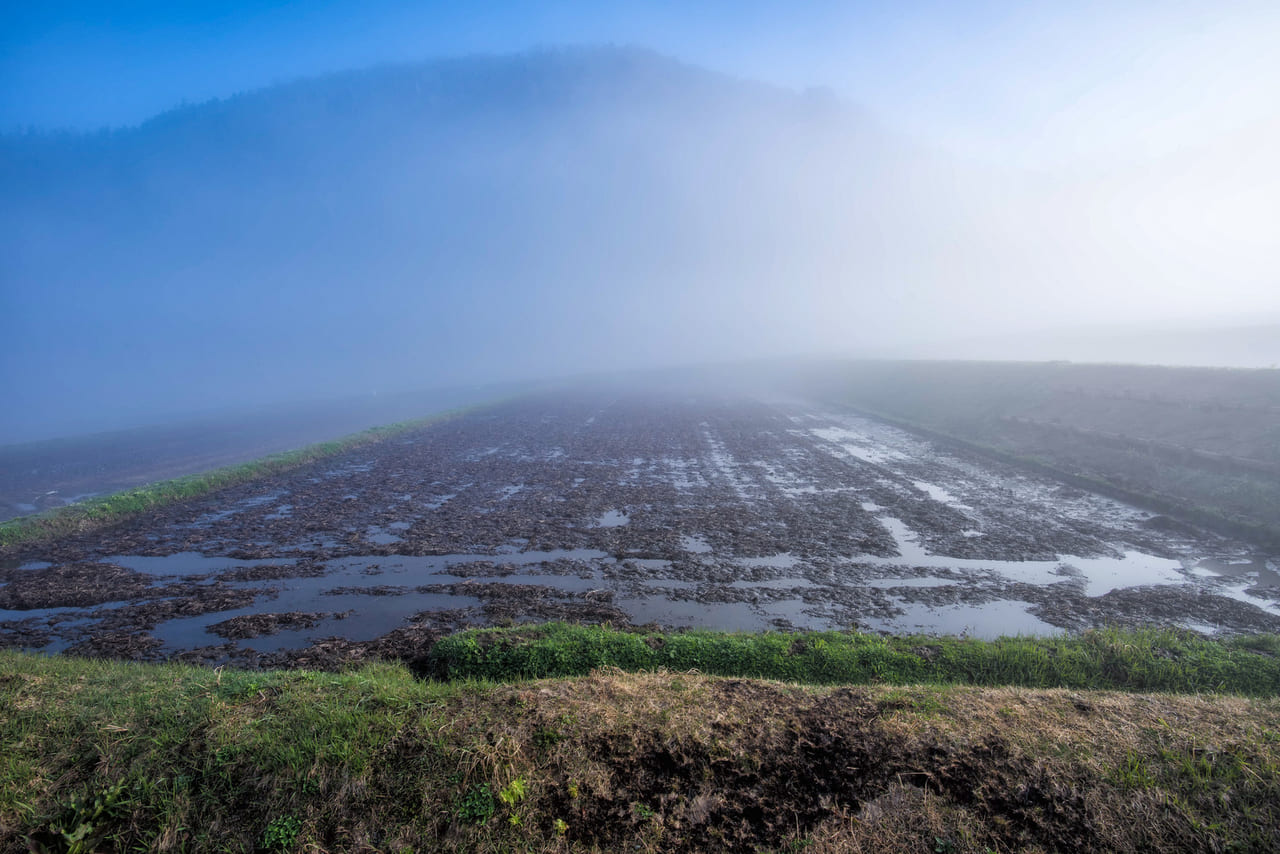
[3,5,1279,444]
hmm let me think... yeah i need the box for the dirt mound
[432,673,1279,853]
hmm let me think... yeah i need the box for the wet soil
[2,389,1277,668]
[0,387,492,522]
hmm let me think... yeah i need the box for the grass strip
[426,623,1280,695]
[0,408,471,550]
[3,648,1279,852]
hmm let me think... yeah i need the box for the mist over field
[3,4,1279,444]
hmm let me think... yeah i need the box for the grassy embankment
[4,626,1280,853]
[0,409,470,551]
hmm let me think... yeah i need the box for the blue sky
[6,1,1279,165]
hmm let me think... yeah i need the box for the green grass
[3,643,1279,852]
[0,652,480,852]
[426,623,1280,695]
[0,409,471,550]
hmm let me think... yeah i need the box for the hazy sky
[6,1,1280,165]
[3,2,1280,442]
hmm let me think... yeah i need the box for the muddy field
[2,389,1278,668]
[0,385,497,522]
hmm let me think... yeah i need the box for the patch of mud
[0,563,159,609]
[532,679,1109,854]
[208,611,348,640]
[5,390,1277,666]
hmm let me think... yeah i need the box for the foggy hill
[4,46,1276,445]
[1,48,888,442]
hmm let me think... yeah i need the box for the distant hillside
[0,48,877,442]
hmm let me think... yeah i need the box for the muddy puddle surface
[3,390,1278,668]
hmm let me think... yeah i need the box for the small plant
[1112,751,1156,789]
[457,783,496,825]
[31,779,129,854]
[533,727,563,749]
[631,801,655,821]
[259,815,301,852]
[554,818,569,835]
[498,777,527,807]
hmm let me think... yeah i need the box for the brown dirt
[419,672,1280,853]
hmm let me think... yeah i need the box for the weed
[457,784,495,825]
[498,777,527,807]
[533,727,563,749]
[259,815,301,851]
[1111,751,1156,789]
[29,779,128,854]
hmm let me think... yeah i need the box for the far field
[795,360,1280,546]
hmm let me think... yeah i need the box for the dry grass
[3,652,1279,852]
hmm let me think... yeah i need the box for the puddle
[728,577,815,590]
[595,510,630,528]
[863,517,1187,595]
[616,596,771,631]
[680,534,713,554]
[737,553,799,570]
[432,573,602,593]
[865,577,961,589]
[0,604,107,622]
[759,598,836,630]
[1191,574,1280,616]
[151,591,483,652]
[108,553,297,577]
[912,480,970,509]
[323,549,613,578]
[637,577,701,590]
[1060,552,1187,597]
[625,558,673,572]
[193,492,283,525]
[365,526,402,546]
[1194,556,1280,588]
[811,427,906,465]
[862,599,1063,640]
